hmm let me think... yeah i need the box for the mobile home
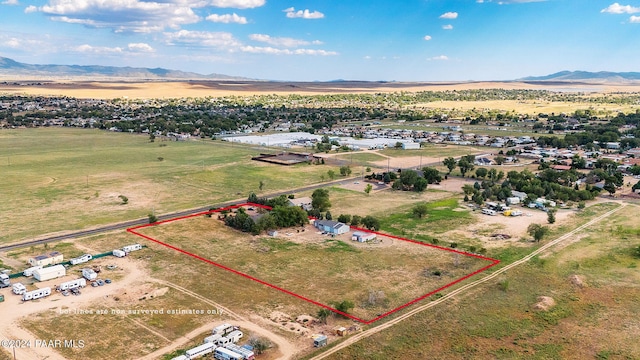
[70,254,93,265]
[28,251,63,267]
[58,278,87,291]
[33,265,66,282]
[213,323,235,336]
[121,244,143,253]
[214,347,243,360]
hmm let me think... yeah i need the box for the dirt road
[310,202,625,359]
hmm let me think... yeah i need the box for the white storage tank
[33,265,66,282]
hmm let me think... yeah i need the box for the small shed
[334,326,348,336]
[267,230,278,236]
[351,231,377,243]
[313,335,327,347]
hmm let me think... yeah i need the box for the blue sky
[0,0,639,81]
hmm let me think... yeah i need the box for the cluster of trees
[391,169,428,192]
[224,205,309,234]
[333,213,381,231]
[507,169,601,202]
[443,155,476,177]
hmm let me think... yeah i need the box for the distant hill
[0,56,250,80]
[522,70,640,82]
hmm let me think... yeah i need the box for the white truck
[12,283,27,295]
[22,287,51,301]
[23,265,43,277]
[70,254,93,265]
[0,273,10,288]
[58,278,87,291]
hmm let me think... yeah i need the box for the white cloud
[127,43,154,52]
[36,0,200,33]
[442,24,453,30]
[423,35,432,41]
[3,38,21,48]
[240,46,337,55]
[164,30,242,48]
[439,12,458,19]
[249,34,316,47]
[74,44,123,54]
[631,15,640,22]
[206,13,247,24]
[283,7,324,19]
[24,5,36,12]
[363,55,371,60]
[2,0,19,5]
[427,55,449,61]
[205,0,264,9]
[601,3,640,14]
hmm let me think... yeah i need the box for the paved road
[0,177,358,252]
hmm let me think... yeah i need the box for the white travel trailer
[82,268,97,281]
[58,278,87,291]
[112,249,126,258]
[121,244,142,253]
[33,265,66,282]
[70,254,93,265]
[23,265,43,277]
[22,287,51,301]
[226,330,243,343]
[212,323,234,336]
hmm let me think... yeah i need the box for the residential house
[288,197,313,211]
[314,220,350,235]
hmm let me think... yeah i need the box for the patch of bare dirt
[569,274,587,289]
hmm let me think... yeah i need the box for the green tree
[317,308,332,324]
[458,159,474,177]
[364,183,373,195]
[413,177,428,192]
[118,195,128,205]
[312,188,331,212]
[547,209,556,224]
[327,170,336,180]
[259,180,265,191]
[337,214,351,224]
[494,156,505,165]
[422,167,442,184]
[412,203,429,219]
[334,300,355,317]
[443,157,457,174]
[527,223,549,242]
[148,213,158,224]
[339,165,352,176]
[248,336,272,355]
[362,215,380,231]
[603,181,616,196]
[475,168,488,179]
[351,215,362,226]
[325,211,332,220]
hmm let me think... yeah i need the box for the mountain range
[1,56,639,82]
[521,70,640,82]
[0,56,249,80]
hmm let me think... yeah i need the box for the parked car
[96,279,105,286]
[91,282,99,287]
[104,279,112,284]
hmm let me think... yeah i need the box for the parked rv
[112,249,126,258]
[70,254,93,265]
[214,347,243,360]
[57,278,87,291]
[82,268,97,281]
[226,330,243,343]
[0,273,10,288]
[22,287,51,301]
[481,208,497,216]
[185,342,215,359]
[12,283,27,295]
[212,323,235,336]
[23,265,43,277]
[121,244,143,253]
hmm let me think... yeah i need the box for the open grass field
[318,202,640,359]
[0,128,337,244]
[133,212,493,322]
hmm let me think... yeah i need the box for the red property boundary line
[127,203,500,324]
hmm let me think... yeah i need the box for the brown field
[3,80,640,99]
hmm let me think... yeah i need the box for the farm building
[401,142,420,150]
[351,231,377,242]
[33,265,66,282]
[28,251,63,267]
[288,197,313,211]
[314,220,350,235]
